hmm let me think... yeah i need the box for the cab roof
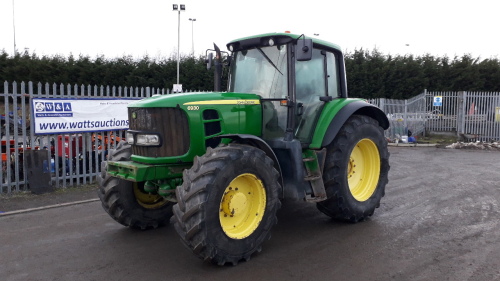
[227,32,342,54]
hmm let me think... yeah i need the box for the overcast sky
[1,0,499,60]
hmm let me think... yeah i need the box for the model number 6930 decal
[187,106,200,111]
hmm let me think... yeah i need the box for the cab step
[302,148,327,202]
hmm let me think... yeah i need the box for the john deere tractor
[97,32,390,265]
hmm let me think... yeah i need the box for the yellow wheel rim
[133,183,169,209]
[219,173,266,239]
[347,139,381,202]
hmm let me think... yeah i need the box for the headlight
[136,134,161,146]
[126,132,134,144]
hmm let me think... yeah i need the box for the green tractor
[97,32,390,265]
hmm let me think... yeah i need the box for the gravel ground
[0,184,98,213]
[1,146,499,280]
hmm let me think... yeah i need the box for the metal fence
[3,81,499,194]
[369,93,427,141]
[1,81,183,194]
[370,90,500,142]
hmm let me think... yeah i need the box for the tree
[1,49,500,98]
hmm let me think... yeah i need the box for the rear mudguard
[310,100,389,149]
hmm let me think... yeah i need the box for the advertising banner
[32,98,139,134]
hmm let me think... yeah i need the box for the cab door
[295,49,340,143]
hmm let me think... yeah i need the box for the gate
[368,93,427,141]
[369,90,500,142]
[426,91,500,141]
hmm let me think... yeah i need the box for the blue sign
[433,96,443,106]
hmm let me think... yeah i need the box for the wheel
[317,115,390,222]
[97,141,174,229]
[172,144,281,265]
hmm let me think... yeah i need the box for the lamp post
[12,0,17,55]
[172,4,185,91]
[189,18,196,56]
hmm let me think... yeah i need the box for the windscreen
[229,45,288,99]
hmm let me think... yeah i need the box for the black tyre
[97,141,174,229]
[317,115,390,222]
[172,144,281,265]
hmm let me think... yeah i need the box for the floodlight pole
[12,0,17,55]
[189,18,196,56]
[173,4,185,85]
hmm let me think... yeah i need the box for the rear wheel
[172,144,281,265]
[97,141,174,229]
[317,115,390,222]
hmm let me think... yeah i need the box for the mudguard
[216,134,284,196]
[310,100,389,149]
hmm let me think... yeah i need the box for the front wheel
[317,115,390,222]
[172,144,281,265]
[97,141,174,229]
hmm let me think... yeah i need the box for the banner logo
[35,101,73,117]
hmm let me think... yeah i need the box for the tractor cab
[225,33,346,144]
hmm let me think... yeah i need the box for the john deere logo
[132,112,137,119]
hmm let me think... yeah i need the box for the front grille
[128,107,190,158]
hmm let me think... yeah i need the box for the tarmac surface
[1,146,499,280]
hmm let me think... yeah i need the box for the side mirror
[206,53,213,70]
[296,39,313,61]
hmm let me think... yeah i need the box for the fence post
[13,82,21,191]
[422,89,427,136]
[379,98,385,113]
[456,91,466,137]
[404,99,408,135]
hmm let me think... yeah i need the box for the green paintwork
[157,178,182,197]
[129,92,262,165]
[143,177,182,198]
[107,160,190,182]
[309,98,364,149]
[108,92,263,182]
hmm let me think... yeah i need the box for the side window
[295,49,326,101]
[326,52,340,98]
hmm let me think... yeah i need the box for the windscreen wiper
[256,47,283,76]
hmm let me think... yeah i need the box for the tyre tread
[318,115,390,222]
[172,144,280,265]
